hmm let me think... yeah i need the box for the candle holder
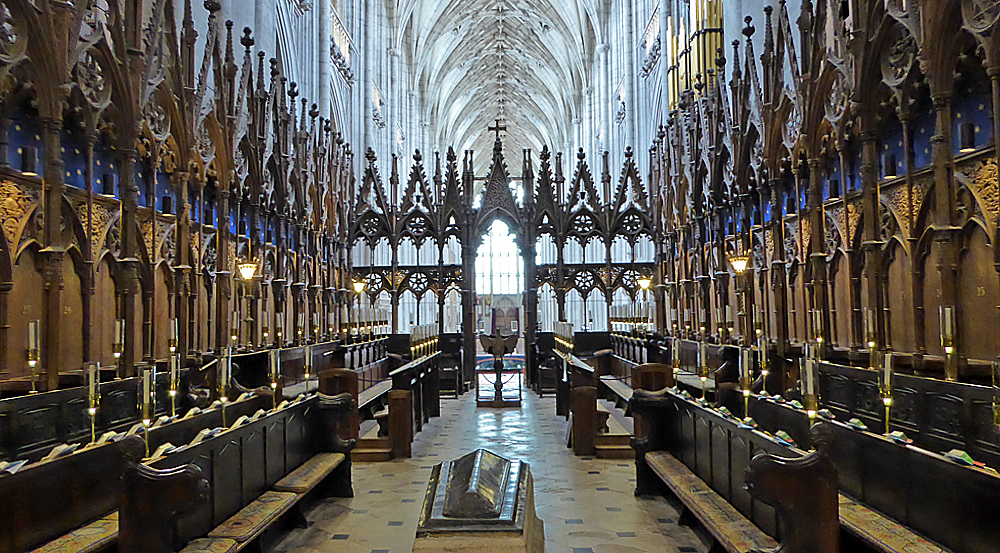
[26,319,40,393]
[303,345,312,394]
[219,348,231,426]
[741,348,753,419]
[801,357,818,423]
[168,354,179,417]
[140,366,155,458]
[698,342,709,401]
[940,306,957,381]
[114,318,125,362]
[169,318,178,355]
[85,361,100,443]
[270,349,280,409]
[880,352,894,435]
[992,361,1000,428]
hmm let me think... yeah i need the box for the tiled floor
[271,389,706,553]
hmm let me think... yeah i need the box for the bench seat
[179,538,239,553]
[599,375,633,403]
[29,512,118,553]
[838,495,947,553]
[274,452,346,494]
[359,380,392,412]
[646,451,777,553]
[207,491,297,543]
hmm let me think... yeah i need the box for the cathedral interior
[0,0,998,552]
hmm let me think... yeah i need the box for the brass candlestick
[992,361,1000,428]
[86,362,100,443]
[27,320,40,393]
[881,352,893,435]
[140,366,154,458]
[940,306,957,381]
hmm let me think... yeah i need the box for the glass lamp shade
[238,262,258,281]
[729,254,751,275]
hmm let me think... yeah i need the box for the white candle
[803,359,815,396]
[699,342,708,369]
[170,319,179,351]
[142,368,153,419]
[87,362,98,401]
[741,348,751,384]
[883,352,893,388]
[270,349,279,382]
[170,354,179,389]
[27,320,39,351]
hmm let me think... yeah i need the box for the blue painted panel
[953,91,992,152]
[913,108,935,170]
[155,170,173,212]
[61,131,87,189]
[9,116,43,174]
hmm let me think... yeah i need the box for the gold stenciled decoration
[846,202,861,245]
[0,180,38,251]
[141,218,154,258]
[968,158,999,221]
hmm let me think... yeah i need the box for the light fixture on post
[238,261,258,349]
[238,261,258,282]
[729,252,752,410]
[353,280,365,344]
[638,277,652,337]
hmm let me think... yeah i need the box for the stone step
[353,448,393,462]
[594,444,634,459]
[595,433,632,446]
[358,437,391,449]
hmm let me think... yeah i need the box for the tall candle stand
[756,328,769,387]
[168,319,178,416]
[303,345,312,394]
[992,361,1000,429]
[270,349,280,409]
[699,341,709,401]
[140,366,154,458]
[219,348,231,427]
[672,337,680,389]
[26,320,40,393]
[881,352,893,435]
[114,318,125,367]
[940,306,957,381]
[801,348,818,425]
[86,362,100,443]
[741,347,752,419]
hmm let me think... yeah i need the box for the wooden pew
[743,423,839,553]
[390,352,440,434]
[554,351,597,418]
[123,392,356,553]
[631,386,960,553]
[0,436,145,553]
[630,387,787,553]
[0,370,179,462]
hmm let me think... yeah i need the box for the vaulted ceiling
[398,0,600,175]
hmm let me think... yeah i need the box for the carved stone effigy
[415,449,543,553]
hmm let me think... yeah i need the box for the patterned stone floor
[270,389,706,553]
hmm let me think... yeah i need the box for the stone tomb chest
[415,449,544,552]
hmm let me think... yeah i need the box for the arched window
[475,220,523,294]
